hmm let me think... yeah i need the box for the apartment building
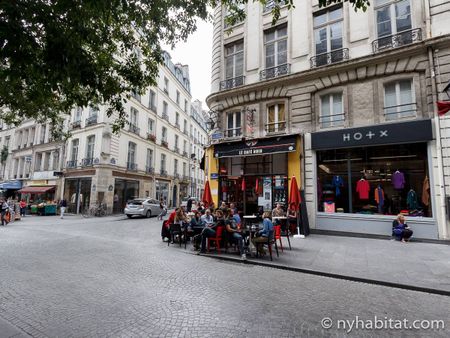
[205,0,450,239]
[190,100,208,200]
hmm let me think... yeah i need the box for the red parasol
[241,178,246,192]
[202,180,213,207]
[437,101,450,116]
[288,175,301,211]
[255,178,259,194]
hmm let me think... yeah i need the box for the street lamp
[206,110,219,132]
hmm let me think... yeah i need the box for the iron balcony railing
[265,121,286,133]
[220,76,245,90]
[372,28,422,53]
[260,64,290,80]
[160,169,168,177]
[174,147,180,154]
[162,113,169,121]
[149,104,157,112]
[310,48,349,68]
[263,0,286,12]
[86,115,98,126]
[225,127,242,138]
[383,102,417,121]
[70,120,81,130]
[319,113,346,128]
[146,166,154,174]
[81,158,94,167]
[66,160,77,169]
[161,140,169,148]
[147,133,156,142]
[128,124,140,135]
[174,173,180,179]
[182,151,188,158]
[127,162,138,171]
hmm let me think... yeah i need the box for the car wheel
[146,210,151,218]
[127,214,133,219]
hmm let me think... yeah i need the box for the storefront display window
[316,143,431,217]
[113,179,139,213]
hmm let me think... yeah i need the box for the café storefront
[309,119,439,239]
[212,134,301,215]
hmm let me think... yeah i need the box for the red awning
[18,186,55,194]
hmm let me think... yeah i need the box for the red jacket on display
[356,179,370,200]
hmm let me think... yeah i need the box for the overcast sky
[163,19,213,110]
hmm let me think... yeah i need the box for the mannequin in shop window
[331,175,344,197]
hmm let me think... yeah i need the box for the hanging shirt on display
[407,189,419,210]
[356,179,370,200]
[422,176,430,206]
[331,175,344,196]
[392,171,405,190]
[374,186,385,213]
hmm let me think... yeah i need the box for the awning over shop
[214,134,297,158]
[18,186,55,194]
[0,180,23,190]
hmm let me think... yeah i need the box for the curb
[188,251,450,297]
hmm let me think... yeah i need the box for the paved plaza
[0,215,449,337]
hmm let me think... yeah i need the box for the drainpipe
[428,46,448,239]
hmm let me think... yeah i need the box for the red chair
[273,225,284,253]
[207,226,224,254]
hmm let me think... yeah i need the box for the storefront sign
[211,132,223,141]
[214,135,297,158]
[210,173,219,180]
[311,119,433,150]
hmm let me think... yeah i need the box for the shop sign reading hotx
[311,119,433,150]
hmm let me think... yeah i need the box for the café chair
[273,225,284,253]
[168,223,182,247]
[255,230,279,261]
[207,226,224,254]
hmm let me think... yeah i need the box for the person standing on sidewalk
[19,199,27,217]
[59,199,67,219]
[1,199,9,226]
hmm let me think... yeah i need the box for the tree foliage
[0,0,370,133]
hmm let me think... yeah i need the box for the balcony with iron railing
[86,115,98,126]
[146,166,154,174]
[149,103,157,112]
[263,0,286,12]
[260,64,290,81]
[372,28,422,54]
[310,48,349,68]
[319,113,346,129]
[162,113,169,122]
[147,133,156,142]
[175,122,180,130]
[81,158,94,167]
[174,147,180,154]
[182,151,188,158]
[160,169,168,177]
[126,162,138,171]
[265,121,286,134]
[174,173,180,180]
[183,128,189,136]
[220,76,245,90]
[161,140,169,148]
[383,102,417,121]
[66,160,77,169]
[128,123,140,135]
[70,120,82,130]
[225,127,242,138]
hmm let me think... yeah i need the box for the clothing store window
[384,80,416,120]
[227,111,241,137]
[320,93,344,128]
[267,103,286,133]
[316,143,431,217]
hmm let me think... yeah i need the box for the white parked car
[124,198,161,218]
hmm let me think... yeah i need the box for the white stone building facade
[206,0,450,239]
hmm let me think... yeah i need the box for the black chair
[168,223,182,247]
[255,230,279,261]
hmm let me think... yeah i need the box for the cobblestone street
[0,215,449,337]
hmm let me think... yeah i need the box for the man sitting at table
[200,209,214,226]
[272,203,285,217]
[252,211,274,256]
[230,208,241,226]
[198,209,224,254]
[225,215,246,260]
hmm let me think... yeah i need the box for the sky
[163,19,213,110]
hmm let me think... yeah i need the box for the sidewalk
[200,234,450,295]
[0,317,30,338]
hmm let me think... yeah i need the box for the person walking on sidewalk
[59,199,67,219]
[19,199,27,217]
[1,199,9,226]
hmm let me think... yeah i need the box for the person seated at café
[225,215,246,260]
[219,201,228,214]
[161,208,178,241]
[392,214,413,242]
[200,209,214,226]
[198,209,225,254]
[252,211,274,256]
[287,203,298,235]
[230,208,241,226]
[229,203,238,215]
[272,203,286,217]
[175,207,188,228]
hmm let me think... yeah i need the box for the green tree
[0,0,370,133]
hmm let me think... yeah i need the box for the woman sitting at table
[252,211,274,256]
[225,216,246,260]
[287,203,297,235]
[197,210,225,254]
[175,208,188,228]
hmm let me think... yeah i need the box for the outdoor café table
[272,216,291,250]
[242,216,260,256]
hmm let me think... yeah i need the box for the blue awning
[0,180,23,190]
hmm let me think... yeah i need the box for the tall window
[149,90,156,111]
[74,107,82,122]
[176,90,180,105]
[183,119,188,133]
[267,103,286,133]
[163,101,168,117]
[184,99,188,112]
[148,118,155,134]
[164,77,169,94]
[161,153,166,172]
[128,142,136,164]
[183,162,187,177]
[162,127,167,142]
[264,25,287,70]
[52,151,59,170]
[43,152,51,171]
[384,80,415,120]
[175,135,179,150]
[227,111,241,137]
[320,93,344,128]
[175,112,180,126]
[375,0,411,39]
[40,124,46,143]
[35,153,42,171]
[183,140,187,154]
[225,41,244,81]
[130,107,138,126]
[89,106,99,118]
[314,6,344,66]
[86,135,95,159]
[146,149,153,169]
[71,139,79,162]
[174,159,178,175]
